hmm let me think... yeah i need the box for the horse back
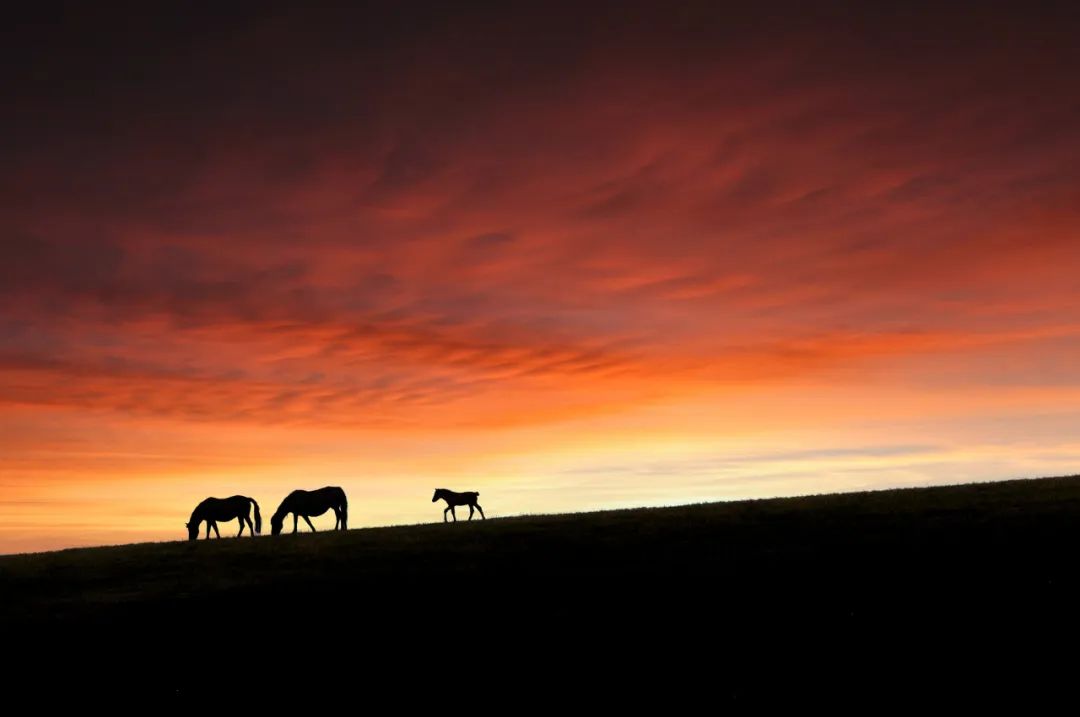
[285,486,345,512]
[447,490,479,505]
[197,495,249,520]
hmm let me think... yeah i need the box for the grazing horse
[432,488,485,522]
[270,486,348,535]
[186,496,262,541]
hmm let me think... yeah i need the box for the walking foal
[432,488,485,522]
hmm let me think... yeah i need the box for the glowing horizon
[2,3,1079,553]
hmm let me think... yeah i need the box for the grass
[5,474,1080,695]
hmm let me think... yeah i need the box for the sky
[2,2,1079,553]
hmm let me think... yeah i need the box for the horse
[432,488,485,522]
[186,495,262,541]
[270,486,348,535]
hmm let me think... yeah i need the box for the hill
[5,475,1080,698]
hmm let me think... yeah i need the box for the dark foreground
[5,476,1080,700]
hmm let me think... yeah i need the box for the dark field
[5,476,1080,699]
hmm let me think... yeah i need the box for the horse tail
[250,497,262,534]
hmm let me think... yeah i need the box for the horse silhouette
[432,488,485,522]
[270,486,348,535]
[186,495,262,541]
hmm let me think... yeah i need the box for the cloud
[559,444,945,478]
[0,233,125,294]
[0,4,1077,425]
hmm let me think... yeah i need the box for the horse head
[186,521,198,541]
[432,489,444,503]
[270,512,284,536]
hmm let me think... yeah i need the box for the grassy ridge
[6,475,1080,618]
[5,475,1080,695]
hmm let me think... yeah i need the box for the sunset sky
[2,2,1079,553]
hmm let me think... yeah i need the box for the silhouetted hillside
[5,475,1080,699]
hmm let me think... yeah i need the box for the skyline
[2,2,1079,553]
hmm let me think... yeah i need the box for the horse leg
[205,522,212,539]
[246,516,255,535]
[303,515,317,532]
[450,506,457,522]
[212,522,221,539]
[334,509,340,530]
[237,519,245,537]
[468,505,475,521]
[293,514,299,534]
[444,506,451,523]
[475,503,485,520]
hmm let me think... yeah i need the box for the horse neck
[189,506,203,525]
[273,494,295,520]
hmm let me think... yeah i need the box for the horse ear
[185,522,189,528]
